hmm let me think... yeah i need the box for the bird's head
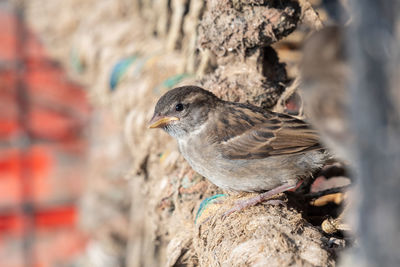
[149,86,219,139]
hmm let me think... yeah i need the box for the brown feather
[213,103,322,160]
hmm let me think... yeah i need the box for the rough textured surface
[194,198,335,267]
[23,0,346,266]
[199,0,300,55]
[200,47,287,109]
[198,0,299,110]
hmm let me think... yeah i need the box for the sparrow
[149,86,329,212]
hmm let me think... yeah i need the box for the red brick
[35,206,76,228]
[0,213,23,235]
[0,147,54,205]
[0,119,20,139]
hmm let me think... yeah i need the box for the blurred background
[0,0,399,266]
[0,0,349,266]
[0,1,90,266]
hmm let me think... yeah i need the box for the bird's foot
[222,183,296,217]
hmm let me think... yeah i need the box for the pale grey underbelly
[178,139,323,192]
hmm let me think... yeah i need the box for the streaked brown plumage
[149,86,329,210]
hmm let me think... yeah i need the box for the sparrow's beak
[148,115,179,128]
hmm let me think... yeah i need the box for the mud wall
[24,0,343,266]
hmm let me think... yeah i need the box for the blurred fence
[0,2,89,266]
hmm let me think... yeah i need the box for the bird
[149,86,329,213]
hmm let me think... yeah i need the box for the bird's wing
[217,109,322,160]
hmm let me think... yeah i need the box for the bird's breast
[177,135,215,179]
[177,133,290,192]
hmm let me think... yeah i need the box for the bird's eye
[175,103,184,112]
